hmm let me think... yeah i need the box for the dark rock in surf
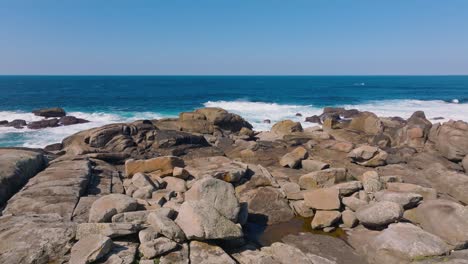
[32,107,66,118]
[27,118,60,129]
[59,116,90,126]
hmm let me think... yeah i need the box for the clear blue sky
[1,0,467,75]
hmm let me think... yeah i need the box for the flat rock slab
[0,149,46,206]
[282,232,366,264]
[96,241,138,264]
[355,201,403,228]
[3,159,91,220]
[70,234,112,264]
[76,223,144,240]
[0,214,75,264]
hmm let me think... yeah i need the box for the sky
[0,0,468,75]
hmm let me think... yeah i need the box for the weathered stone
[331,181,362,196]
[185,177,240,222]
[139,237,177,259]
[348,111,383,135]
[189,241,236,264]
[70,235,112,264]
[360,171,382,193]
[282,231,365,264]
[89,194,138,223]
[0,214,75,264]
[185,156,248,183]
[76,223,143,239]
[301,159,330,172]
[290,200,315,218]
[432,120,468,161]
[132,186,154,199]
[261,242,334,264]
[311,211,341,229]
[386,182,437,200]
[271,120,303,136]
[160,243,190,264]
[0,149,46,206]
[4,159,91,220]
[147,212,186,242]
[97,241,138,264]
[175,201,243,240]
[303,188,341,210]
[356,201,403,228]
[404,199,468,248]
[369,223,450,263]
[27,118,60,129]
[238,186,294,225]
[164,176,187,192]
[279,146,308,168]
[173,166,190,179]
[298,168,347,189]
[125,156,184,177]
[348,145,387,167]
[342,196,368,211]
[425,166,468,204]
[111,209,165,224]
[342,210,358,228]
[131,172,156,189]
[374,190,422,209]
[232,249,281,264]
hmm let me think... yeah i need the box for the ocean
[0,75,467,148]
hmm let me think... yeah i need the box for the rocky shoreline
[0,107,467,264]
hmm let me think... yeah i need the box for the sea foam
[0,99,467,148]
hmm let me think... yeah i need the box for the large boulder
[125,156,184,177]
[76,223,143,239]
[261,242,335,264]
[404,199,468,248]
[0,149,46,206]
[88,194,138,223]
[298,168,346,189]
[348,111,383,135]
[195,107,253,132]
[397,111,432,149]
[279,146,308,168]
[185,156,248,183]
[139,237,178,259]
[355,201,403,228]
[185,177,240,222]
[238,186,294,225]
[348,145,387,167]
[368,223,450,264]
[303,188,341,210]
[271,120,303,136]
[425,165,468,204]
[175,201,243,240]
[69,235,113,264]
[32,107,66,118]
[431,120,468,161]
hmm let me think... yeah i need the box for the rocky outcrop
[0,148,47,205]
[2,107,468,264]
[430,120,468,161]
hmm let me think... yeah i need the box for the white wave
[205,99,468,131]
[204,100,323,131]
[0,110,167,148]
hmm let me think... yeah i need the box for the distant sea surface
[0,75,467,148]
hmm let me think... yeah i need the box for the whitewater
[1,99,467,148]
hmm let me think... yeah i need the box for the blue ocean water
[0,75,467,147]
